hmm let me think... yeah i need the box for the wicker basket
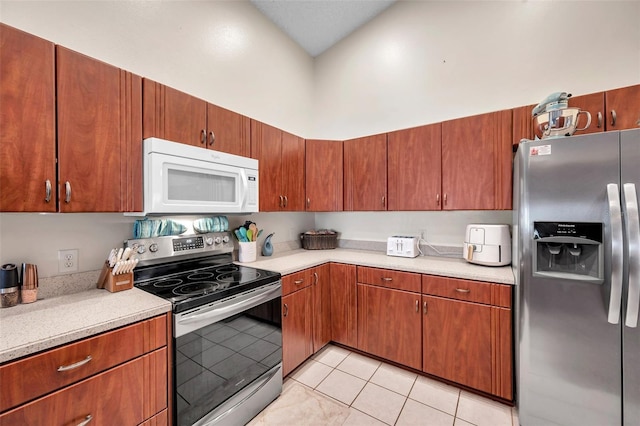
[300,232,338,250]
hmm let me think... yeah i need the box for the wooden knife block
[97,261,133,293]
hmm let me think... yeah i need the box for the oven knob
[136,245,146,254]
[214,237,222,244]
[205,237,214,246]
[149,243,159,253]
[222,235,230,243]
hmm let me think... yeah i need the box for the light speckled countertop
[238,248,515,285]
[0,288,171,364]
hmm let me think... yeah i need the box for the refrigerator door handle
[607,183,623,324]
[624,183,640,327]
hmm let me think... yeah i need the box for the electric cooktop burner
[134,259,281,314]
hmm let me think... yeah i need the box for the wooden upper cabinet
[143,79,206,147]
[512,104,535,149]
[567,92,605,135]
[441,110,512,210]
[0,24,56,212]
[281,131,305,211]
[143,79,251,155]
[207,103,250,157]
[251,120,305,211]
[344,134,387,211]
[605,84,640,131]
[388,123,442,211]
[305,140,343,211]
[57,46,142,213]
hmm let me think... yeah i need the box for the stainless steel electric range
[126,232,282,426]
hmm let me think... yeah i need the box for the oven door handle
[178,283,281,325]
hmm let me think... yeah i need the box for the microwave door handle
[608,183,623,325]
[624,183,640,327]
[240,171,249,210]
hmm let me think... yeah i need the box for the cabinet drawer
[357,266,421,292]
[0,348,167,426]
[0,315,167,412]
[282,270,311,296]
[422,275,492,304]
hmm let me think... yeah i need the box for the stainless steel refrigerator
[513,128,640,426]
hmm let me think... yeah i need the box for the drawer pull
[455,288,471,293]
[77,415,93,426]
[57,355,92,372]
[381,277,393,282]
[313,272,319,285]
[294,279,304,285]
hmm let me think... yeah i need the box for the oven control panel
[125,232,234,265]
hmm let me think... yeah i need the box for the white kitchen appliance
[463,224,511,266]
[130,138,259,216]
[387,236,419,258]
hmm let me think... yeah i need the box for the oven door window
[174,298,282,426]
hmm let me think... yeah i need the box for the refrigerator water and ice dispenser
[532,222,604,283]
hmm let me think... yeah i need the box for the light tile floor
[255,344,519,426]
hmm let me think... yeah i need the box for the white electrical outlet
[58,249,78,273]
[419,229,427,240]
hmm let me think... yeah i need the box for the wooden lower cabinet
[282,286,312,376]
[422,296,492,393]
[0,348,166,426]
[357,283,422,370]
[311,264,332,353]
[329,263,357,348]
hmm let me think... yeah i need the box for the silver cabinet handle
[624,183,640,327]
[382,195,386,207]
[284,195,288,207]
[444,193,448,205]
[607,183,623,324]
[77,415,93,426]
[313,272,318,286]
[415,300,419,312]
[209,131,215,146]
[307,198,310,208]
[200,129,206,144]
[436,193,440,206]
[279,195,284,207]
[455,288,471,293]
[45,180,52,203]
[611,110,617,127]
[597,112,603,129]
[283,303,288,317]
[294,279,304,285]
[58,355,92,372]
[64,181,72,203]
[423,301,428,315]
[381,277,393,282]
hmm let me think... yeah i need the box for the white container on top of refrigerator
[513,129,640,426]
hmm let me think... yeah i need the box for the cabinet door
[305,140,343,211]
[512,104,535,150]
[142,79,207,147]
[311,265,331,353]
[422,295,492,394]
[441,110,512,210]
[251,120,282,211]
[606,84,640,131]
[282,287,312,376]
[57,47,141,212]
[388,124,442,211]
[568,92,605,135]
[357,284,422,370]
[344,134,387,211]
[330,263,357,348]
[206,103,250,156]
[281,131,305,211]
[0,24,56,212]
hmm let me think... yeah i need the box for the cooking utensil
[238,227,248,242]
[247,229,253,242]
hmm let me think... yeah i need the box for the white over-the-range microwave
[128,138,259,216]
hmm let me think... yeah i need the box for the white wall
[0,0,314,136]
[312,1,640,140]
